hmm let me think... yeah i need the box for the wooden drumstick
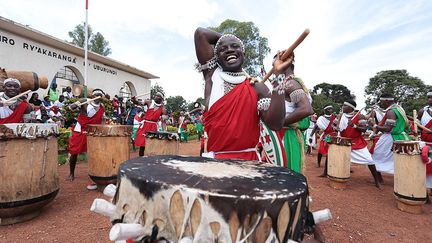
[407,115,432,133]
[3,89,32,102]
[262,28,310,82]
[134,91,151,98]
[413,110,419,140]
[68,96,101,109]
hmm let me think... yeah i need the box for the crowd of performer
[1,27,431,198]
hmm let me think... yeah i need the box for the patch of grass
[58,152,87,165]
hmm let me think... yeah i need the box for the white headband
[427,92,432,97]
[380,97,394,101]
[155,92,165,100]
[214,34,245,56]
[323,105,333,110]
[92,90,104,96]
[343,101,356,109]
[3,78,21,87]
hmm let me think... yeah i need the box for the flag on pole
[84,0,89,98]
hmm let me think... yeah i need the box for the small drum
[393,141,427,214]
[327,136,352,189]
[87,125,132,186]
[0,123,59,225]
[111,155,312,242]
[145,131,179,156]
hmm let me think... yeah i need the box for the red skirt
[318,139,329,155]
[69,130,87,155]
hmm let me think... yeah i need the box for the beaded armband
[289,89,307,103]
[385,119,396,126]
[194,56,218,72]
[257,98,271,111]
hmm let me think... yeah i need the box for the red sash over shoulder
[318,114,336,155]
[421,118,432,142]
[69,106,105,155]
[134,106,163,147]
[203,80,259,160]
[0,101,29,124]
[340,113,368,150]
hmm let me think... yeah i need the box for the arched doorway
[52,66,83,94]
[119,81,137,100]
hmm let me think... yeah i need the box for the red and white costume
[203,68,260,160]
[0,99,30,124]
[316,114,336,155]
[420,107,432,188]
[134,102,163,147]
[69,103,104,155]
[338,112,373,164]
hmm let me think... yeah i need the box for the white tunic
[421,107,432,126]
[372,133,394,174]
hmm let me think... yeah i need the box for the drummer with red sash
[0,78,33,124]
[337,100,381,188]
[134,92,166,156]
[418,91,432,142]
[310,105,337,175]
[194,28,287,160]
[66,89,105,181]
[418,92,432,198]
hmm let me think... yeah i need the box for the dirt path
[1,141,431,242]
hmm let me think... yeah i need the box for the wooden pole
[262,28,310,82]
[4,90,32,103]
[134,91,151,98]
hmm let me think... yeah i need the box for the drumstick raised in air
[262,28,310,82]
[134,91,151,98]
[68,96,101,109]
[4,89,32,102]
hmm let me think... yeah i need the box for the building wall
[0,29,151,98]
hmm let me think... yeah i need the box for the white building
[0,16,158,99]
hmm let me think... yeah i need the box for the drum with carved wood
[86,125,132,186]
[393,141,427,214]
[327,136,352,189]
[0,123,59,225]
[111,155,312,242]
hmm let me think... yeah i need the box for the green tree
[150,83,165,98]
[211,19,270,77]
[187,97,205,111]
[68,23,112,56]
[312,83,355,105]
[166,95,187,113]
[90,32,112,56]
[364,70,431,114]
[311,93,340,116]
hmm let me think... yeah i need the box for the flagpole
[84,0,89,98]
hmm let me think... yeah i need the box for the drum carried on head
[145,131,179,156]
[108,155,313,242]
[327,136,352,189]
[86,125,132,186]
[0,123,59,225]
[393,141,427,214]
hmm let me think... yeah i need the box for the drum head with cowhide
[112,155,311,242]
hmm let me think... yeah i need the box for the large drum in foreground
[393,141,427,214]
[0,123,59,225]
[145,131,179,156]
[87,125,132,186]
[111,155,312,242]
[327,136,352,189]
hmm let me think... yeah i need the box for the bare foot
[66,175,74,181]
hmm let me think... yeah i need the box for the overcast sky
[1,0,431,107]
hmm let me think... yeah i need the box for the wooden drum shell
[145,131,179,156]
[327,137,352,188]
[0,136,59,225]
[87,125,132,186]
[393,141,427,213]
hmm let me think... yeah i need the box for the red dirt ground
[1,141,431,242]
